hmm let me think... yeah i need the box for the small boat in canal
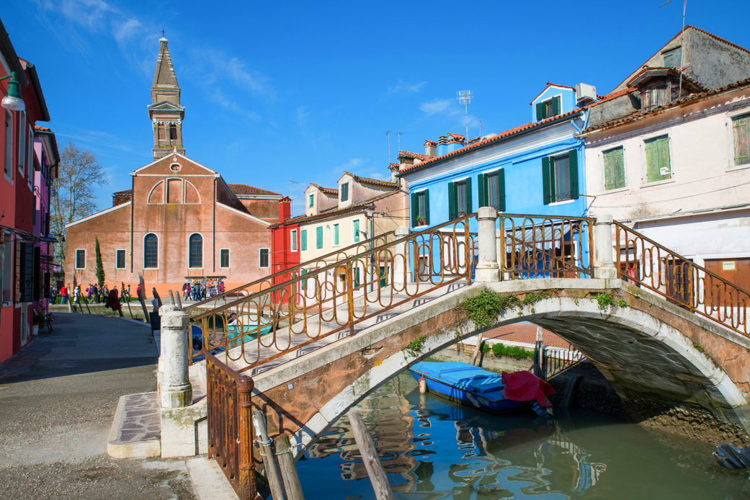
[409,361,555,416]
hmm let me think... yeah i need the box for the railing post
[594,214,617,280]
[159,304,193,408]
[393,226,410,288]
[475,207,500,283]
[237,376,257,500]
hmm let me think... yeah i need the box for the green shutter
[604,148,625,190]
[536,102,546,121]
[424,190,430,225]
[465,177,473,214]
[551,96,561,116]
[646,136,670,182]
[498,169,506,212]
[568,149,579,199]
[334,224,340,245]
[353,220,360,242]
[542,157,552,205]
[448,182,457,220]
[411,192,418,226]
[316,226,323,249]
[477,173,486,208]
[301,229,307,251]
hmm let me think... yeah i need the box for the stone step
[107,391,161,459]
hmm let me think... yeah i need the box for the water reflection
[299,375,747,499]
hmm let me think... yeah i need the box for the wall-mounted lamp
[1,71,25,112]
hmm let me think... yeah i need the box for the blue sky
[4,0,750,214]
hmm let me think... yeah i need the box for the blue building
[397,83,593,230]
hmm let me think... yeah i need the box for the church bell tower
[148,36,185,159]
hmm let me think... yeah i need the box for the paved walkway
[0,313,197,500]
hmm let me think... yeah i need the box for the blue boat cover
[411,361,504,396]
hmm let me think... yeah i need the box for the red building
[270,197,300,301]
[0,20,56,363]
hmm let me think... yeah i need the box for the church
[64,37,286,296]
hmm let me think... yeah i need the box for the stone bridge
[249,276,750,455]
[178,209,750,464]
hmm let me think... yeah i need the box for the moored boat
[409,361,554,416]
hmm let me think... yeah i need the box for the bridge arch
[248,283,750,455]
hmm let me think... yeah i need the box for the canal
[296,374,749,499]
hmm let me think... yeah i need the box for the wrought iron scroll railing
[185,230,397,314]
[206,352,256,499]
[614,221,750,337]
[539,345,586,380]
[498,214,595,278]
[192,214,476,370]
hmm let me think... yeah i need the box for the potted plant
[32,311,45,336]
[415,215,426,227]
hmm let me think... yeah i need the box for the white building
[583,79,750,292]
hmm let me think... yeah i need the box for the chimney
[424,140,437,157]
[278,196,291,222]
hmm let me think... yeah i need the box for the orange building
[64,37,283,297]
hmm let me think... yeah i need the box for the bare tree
[51,142,106,261]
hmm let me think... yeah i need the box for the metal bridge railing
[614,221,750,337]
[185,230,397,314]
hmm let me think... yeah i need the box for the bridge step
[107,392,161,459]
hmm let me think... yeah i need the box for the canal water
[296,374,749,499]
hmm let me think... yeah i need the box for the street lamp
[1,71,25,112]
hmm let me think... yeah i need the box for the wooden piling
[252,410,287,500]
[275,435,305,500]
[347,409,394,500]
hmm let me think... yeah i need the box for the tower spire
[148,35,185,159]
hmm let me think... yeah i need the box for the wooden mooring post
[252,411,304,500]
[347,409,394,500]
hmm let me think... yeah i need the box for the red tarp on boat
[502,371,556,407]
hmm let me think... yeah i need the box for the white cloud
[209,89,261,121]
[296,106,309,128]
[337,158,364,171]
[388,80,426,94]
[419,98,453,115]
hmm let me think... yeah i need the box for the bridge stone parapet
[249,278,750,455]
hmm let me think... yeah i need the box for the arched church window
[189,234,203,268]
[144,234,158,268]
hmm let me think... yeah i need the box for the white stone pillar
[159,305,192,408]
[475,207,500,283]
[594,214,617,279]
[393,226,410,288]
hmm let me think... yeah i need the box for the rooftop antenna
[478,120,484,138]
[457,90,473,142]
[396,131,403,154]
[659,0,688,98]
[385,130,392,163]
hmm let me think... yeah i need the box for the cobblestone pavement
[0,313,196,500]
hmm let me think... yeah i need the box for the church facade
[64,37,283,297]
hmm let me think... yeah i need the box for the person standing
[60,285,69,304]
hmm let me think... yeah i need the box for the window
[603,147,626,190]
[115,249,126,269]
[333,224,340,246]
[301,229,308,251]
[732,113,750,166]
[316,226,323,249]
[663,47,682,68]
[542,150,579,204]
[259,248,269,268]
[220,248,230,268]
[308,194,314,208]
[478,169,505,211]
[291,229,298,252]
[27,126,34,183]
[536,96,561,121]
[169,124,177,140]
[75,249,86,269]
[411,190,429,226]
[4,110,12,179]
[448,178,472,219]
[189,234,203,268]
[17,111,25,175]
[144,233,158,268]
[340,183,349,202]
[19,242,33,302]
[641,86,667,110]
[644,136,672,182]
[353,219,361,242]
[1,233,11,302]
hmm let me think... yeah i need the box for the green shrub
[491,342,534,360]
